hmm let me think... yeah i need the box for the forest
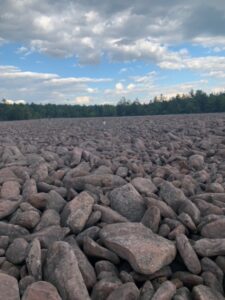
[1,89,225,121]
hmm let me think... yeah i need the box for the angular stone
[35,209,60,231]
[201,218,225,238]
[160,181,200,223]
[25,225,69,248]
[65,236,96,289]
[109,184,146,222]
[68,174,126,190]
[141,206,161,233]
[0,222,29,239]
[145,197,177,219]
[6,238,28,264]
[0,199,20,220]
[0,273,20,300]
[61,191,94,233]
[176,234,201,274]
[192,284,224,300]
[131,177,157,196]
[22,281,62,300]
[100,222,176,275]
[1,181,20,199]
[22,179,37,201]
[44,241,90,300]
[194,238,225,256]
[93,204,128,223]
[106,282,140,300]
[26,239,42,280]
[83,236,120,264]
[10,209,40,230]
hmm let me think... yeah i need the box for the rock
[100,222,176,275]
[109,184,146,222]
[46,190,67,212]
[151,281,176,300]
[194,238,225,256]
[91,278,121,300]
[86,210,102,227]
[76,226,100,246]
[35,209,60,231]
[201,218,225,238]
[65,236,96,289]
[131,177,157,196]
[1,181,20,199]
[0,236,9,249]
[201,271,223,295]
[0,199,20,220]
[83,236,120,264]
[139,280,155,300]
[67,174,126,190]
[173,287,191,300]
[159,181,200,223]
[141,206,161,232]
[93,204,128,223]
[192,284,224,300]
[26,239,42,280]
[6,238,28,264]
[0,222,29,239]
[0,273,20,300]
[61,191,94,234]
[173,272,203,288]
[189,154,204,170]
[22,179,37,201]
[10,209,40,229]
[116,167,128,178]
[25,225,69,248]
[19,276,35,296]
[176,234,201,274]
[201,257,224,284]
[70,147,83,167]
[95,260,118,276]
[145,197,177,219]
[106,282,140,300]
[22,281,62,300]
[28,193,49,210]
[44,241,90,300]
[178,213,196,232]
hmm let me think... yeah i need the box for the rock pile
[0,114,225,299]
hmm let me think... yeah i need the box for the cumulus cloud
[1,0,224,64]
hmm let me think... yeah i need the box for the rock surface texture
[0,114,225,299]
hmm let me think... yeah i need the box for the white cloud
[75,96,91,105]
[115,82,124,91]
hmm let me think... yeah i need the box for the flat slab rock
[99,222,176,275]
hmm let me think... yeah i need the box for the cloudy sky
[1,0,225,105]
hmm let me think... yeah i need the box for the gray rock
[194,238,225,256]
[26,238,42,280]
[176,234,201,274]
[6,238,28,264]
[0,199,20,220]
[22,281,62,300]
[131,177,157,196]
[65,236,96,289]
[106,282,140,300]
[1,181,20,199]
[0,273,20,300]
[61,191,94,234]
[100,222,176,275]
[44,241,90,300]
[109,184,146,222]
[192,284,224,300]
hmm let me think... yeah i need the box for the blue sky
[1,0,225,105]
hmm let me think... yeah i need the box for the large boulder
[109,184,146,222]
[44,241,90,300]
[100,222,176,275]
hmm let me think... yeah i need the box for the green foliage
[1,90,225,121]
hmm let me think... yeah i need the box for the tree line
[1,90,225,121]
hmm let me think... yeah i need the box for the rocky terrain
[0,114,225,299]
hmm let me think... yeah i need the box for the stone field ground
[0,114,225,299]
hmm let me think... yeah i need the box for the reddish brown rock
[22,281,62,300]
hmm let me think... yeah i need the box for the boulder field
[0,114,225,299]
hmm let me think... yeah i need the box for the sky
[1,0,225,105]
